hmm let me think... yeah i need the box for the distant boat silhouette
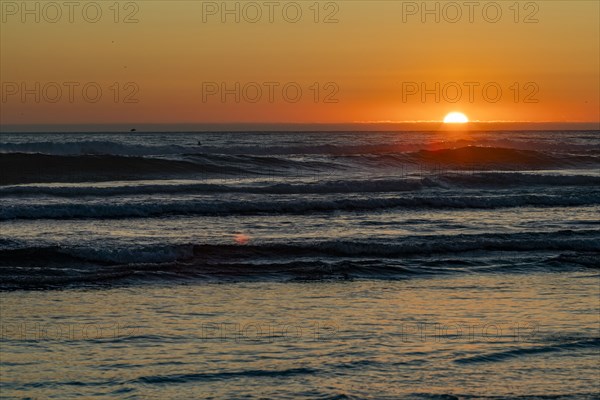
[130,128,137,132]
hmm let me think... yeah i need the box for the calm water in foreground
[0,131,599,398]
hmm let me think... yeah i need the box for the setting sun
[1,1,599,399]
[443,112,469,124]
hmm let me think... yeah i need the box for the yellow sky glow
[1,1,598,128]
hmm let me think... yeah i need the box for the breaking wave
[2,190,600,220]
[1,230,598,289]
[1,146,598,185]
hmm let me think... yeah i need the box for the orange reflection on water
[234,233,250,245]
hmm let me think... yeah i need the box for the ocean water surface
[0,130,598,398]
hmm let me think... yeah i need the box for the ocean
[0,130,599,398]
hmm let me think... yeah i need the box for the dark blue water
[0,131,598,398]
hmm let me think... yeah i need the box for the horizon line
[1,121,599,133]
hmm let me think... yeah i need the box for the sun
[443,112,469,124]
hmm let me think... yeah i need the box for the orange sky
[1,1,599,129]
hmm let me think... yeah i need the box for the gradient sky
[1,0,599,127]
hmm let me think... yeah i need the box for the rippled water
[2,277,599,398]
[0,130,599,398]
